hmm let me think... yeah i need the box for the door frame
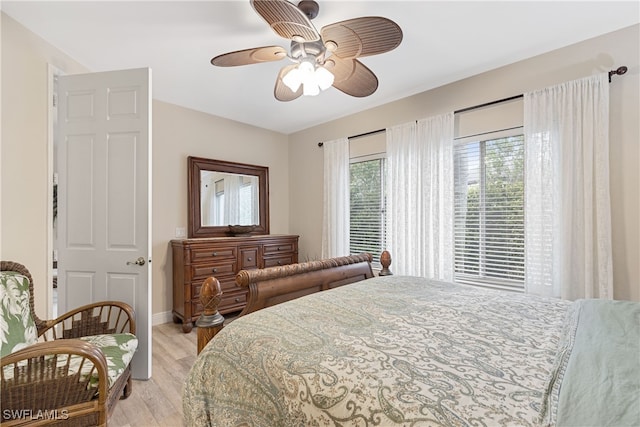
[46,63,63,320]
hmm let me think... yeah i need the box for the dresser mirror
[188,156,269,238]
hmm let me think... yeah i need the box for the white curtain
[250,179,259,224]
[202,179,215,225]
[524,73,612,300]
[387,113,454,279]
[224,175,242,225]
[321,137,350,258]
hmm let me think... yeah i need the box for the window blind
[350,158,385,264]
[453,135,525,289]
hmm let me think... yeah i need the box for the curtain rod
[318,66,628,147]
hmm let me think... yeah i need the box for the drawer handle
[277,247,281,251]
[247,257,252,261]
[212,268,218,273]
[277,261,282,265]
[212,252,217,257]
[235,298,241,303]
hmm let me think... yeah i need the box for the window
[213,178,256,225]
[350,156,386,265]
[454,134,525,289]
[238,181,254,224]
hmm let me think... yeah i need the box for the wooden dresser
[171,235,299,332]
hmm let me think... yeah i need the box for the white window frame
[453,128,525,291]
[349,152,387,268]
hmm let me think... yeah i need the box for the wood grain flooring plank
[111,323,198,426]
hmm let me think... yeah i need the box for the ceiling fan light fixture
[315,65,334,90]
[283,58,333,96]
[282,67,303,92]
[298,59,315,79]
[303,81,321,97]
[300,60,319,95]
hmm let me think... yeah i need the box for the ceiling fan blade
[274,64,303,101]
[251,0,320,42]
[211,46,287,67]
[326,57,378,97]
[321,17,402,59]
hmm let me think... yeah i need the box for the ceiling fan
[211,0,403,101]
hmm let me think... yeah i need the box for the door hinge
[52,93,58,108]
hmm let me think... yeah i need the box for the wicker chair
[1,261,137,426]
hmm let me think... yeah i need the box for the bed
[183,253,640,427]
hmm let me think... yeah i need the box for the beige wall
[289,24,640,301]
[1,13,90,316]
[151,101,289,320]
[1,13,290,320]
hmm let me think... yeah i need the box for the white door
[57,68,152,380]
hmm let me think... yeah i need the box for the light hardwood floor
[110,322,198,427]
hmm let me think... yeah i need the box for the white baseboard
[152,311,173,326]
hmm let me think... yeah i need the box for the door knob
[127,257,146,266]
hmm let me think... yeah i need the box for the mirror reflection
[200,171,260,226]
[188,156,269,238]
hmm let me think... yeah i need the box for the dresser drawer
[191,290,247,316]
[191,246,237,262]
[221,290,247,309]
[172,235,299,331]
[263,255,295,268]
[263,242,296,255]
[191,277,236,300]
[239,247,259,269]
[192,261,236,280]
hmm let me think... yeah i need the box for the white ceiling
[3,1,638,134]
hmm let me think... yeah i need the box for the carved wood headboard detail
[236,253,372,286]
[237,253,374,316]
[197,252,389,353]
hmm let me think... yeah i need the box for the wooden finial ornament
[379,250,393,276]
[196,277,225,354]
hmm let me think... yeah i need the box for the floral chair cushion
[0,272,38,358]
[2,333,138,389]
[78,332,138,387]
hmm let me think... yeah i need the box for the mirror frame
[188,156,269,238]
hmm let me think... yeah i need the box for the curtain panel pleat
[386,113,455,279]
[524,73,613,300]
[321,137,350,258]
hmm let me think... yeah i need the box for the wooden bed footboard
[196,251,392,353]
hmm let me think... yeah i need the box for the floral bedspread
[183,276,571,427]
